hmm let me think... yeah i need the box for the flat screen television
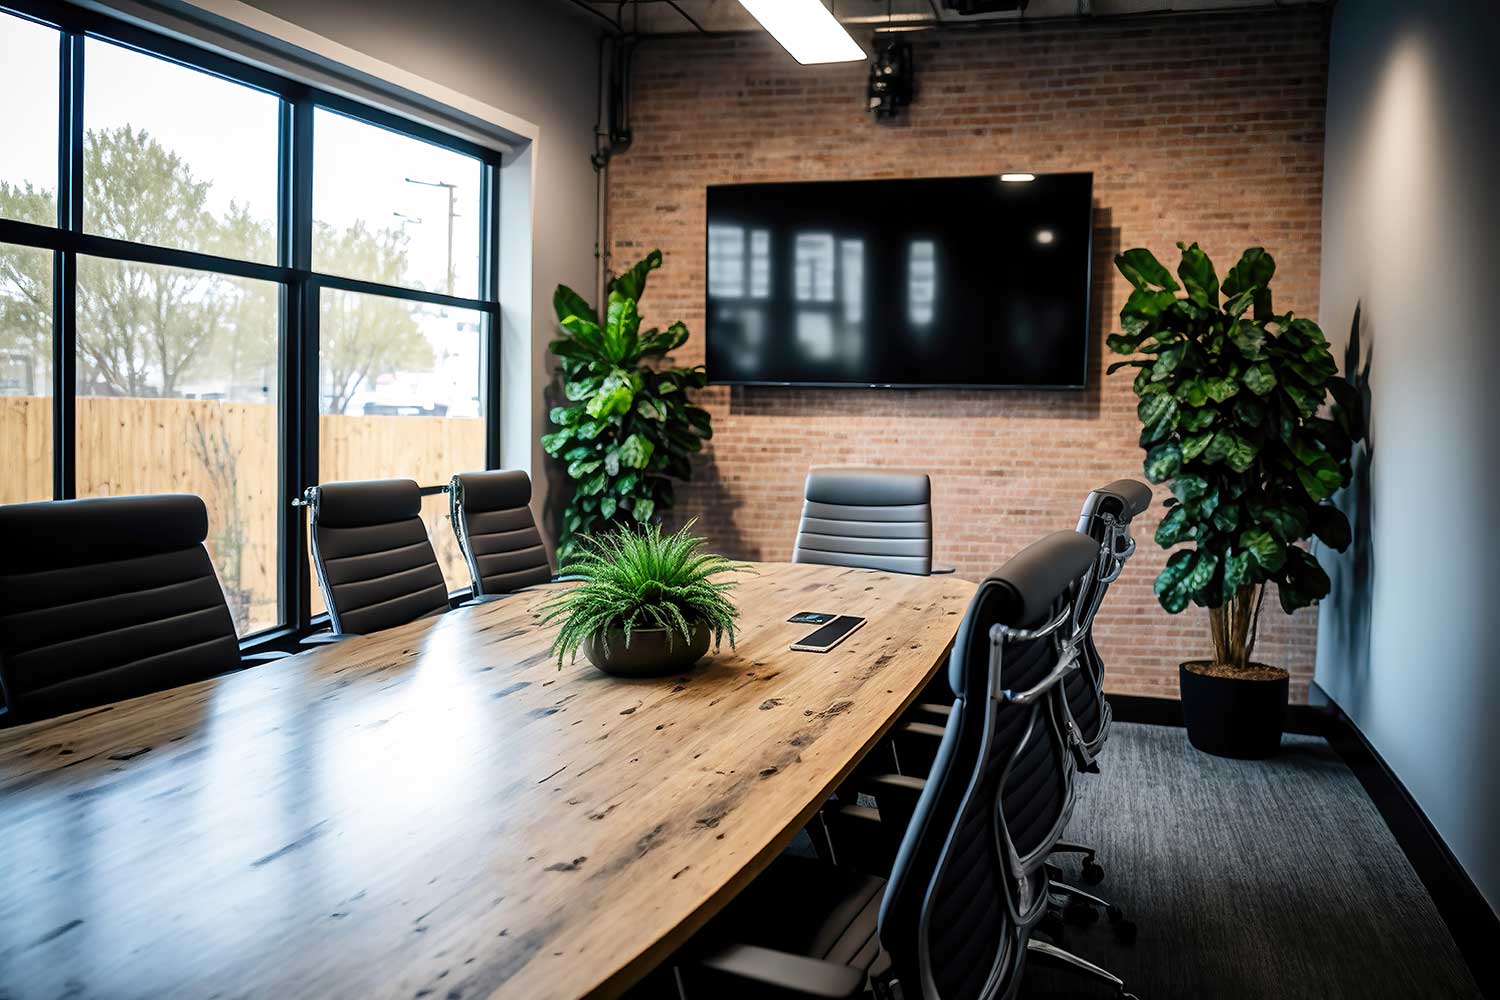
[704,172,1093,389]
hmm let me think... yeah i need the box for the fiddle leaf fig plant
[1107,243,1362,672]
[542,250,713,562]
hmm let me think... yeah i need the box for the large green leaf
[1151,342,1188,382]
[619,432,655,469]
[1310,504,1352,551]
[1243,362,1277,396]
[1106,332,1143,356]
[631,497,656,523]
[1120,288,1179,328]
[554,283,598,326]
[1250,500,1307,543]
[1116,248,1180,293]
[1239,528,1286,573]
[1204,377,1239,403]
[1221,433,1258,473]
[1295,452,1342,501]
[1222,549,1254,596]
[1220,247,1275,298]
[585,369,636,419]
[1180,407,1218,432]
[1233,394,1265,426]
[1181,431,1214,462]
[1176,242,1220,308]
[1137,393,1177,428]
[1155,506,1191,546]
[1154,550,1198,613]
[1176,377,1209,407]
[1279,546,1331,612]
[567,457,602,479]
[540,429,573,454]
[1144,441,1182,484]
[608,248,663,302]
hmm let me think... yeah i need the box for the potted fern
[537,521,745,677]
[1107,243,1361,758]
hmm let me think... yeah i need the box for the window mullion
[52,30,83,499]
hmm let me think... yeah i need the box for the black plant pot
[1179,661,1289,760]
[582,624,711,678]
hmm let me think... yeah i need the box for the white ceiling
[566,0,1326,36]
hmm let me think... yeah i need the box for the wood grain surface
[0,562,974,1000]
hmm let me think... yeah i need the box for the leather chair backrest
[879,530,1098,1000]
[0,494,241,721]
[1060,479,1150,763]
[309,479,450,635]
[449,470,551,596]
[792,468,933,576]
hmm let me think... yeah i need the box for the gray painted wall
[241,0,601,549]
[1317,0,1500,913]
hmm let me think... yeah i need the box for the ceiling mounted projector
[942,0,1031,13]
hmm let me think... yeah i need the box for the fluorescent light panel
[738,0,866,65]
[1000,173,1036,182]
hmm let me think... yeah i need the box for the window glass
[313,289,484,611]
[76,255,281,635]
[313,108,482,297]
[0,13,60,226]
[0,244,53,502]
[83,38,280,262]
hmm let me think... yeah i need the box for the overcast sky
[1,11,482,297]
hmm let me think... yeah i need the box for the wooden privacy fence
[0,395,487,634]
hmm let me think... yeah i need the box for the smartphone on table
[791,615,866,653]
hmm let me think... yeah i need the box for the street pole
[404,177,459,296]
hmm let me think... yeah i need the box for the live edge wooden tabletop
[0,562,974,1000]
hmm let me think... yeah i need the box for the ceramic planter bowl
[582,623,712,678]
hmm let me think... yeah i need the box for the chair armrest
[300,632,355,646]
[931,566,957,575]
[698,943,866,998]
[241,650,291,665]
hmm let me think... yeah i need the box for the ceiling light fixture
[737,0,866,65]
[1000,173,1036,182]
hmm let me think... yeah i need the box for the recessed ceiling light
[1036,229,1055,244]
[1000,173,1036,182]
[738,0,866,65]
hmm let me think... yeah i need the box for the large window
[0,13,58,226]
[0,3,503,639]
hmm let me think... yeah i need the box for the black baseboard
[1109,689,1499,998]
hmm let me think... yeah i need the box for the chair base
[1027,939,1139,999]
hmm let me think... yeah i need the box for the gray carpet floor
[1020,722,1481,999]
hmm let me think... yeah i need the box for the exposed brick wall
[604,9,1330,702]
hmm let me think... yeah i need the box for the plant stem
[1208,582,1263,672]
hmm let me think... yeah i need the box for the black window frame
[0,0,505,645]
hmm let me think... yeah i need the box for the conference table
[0,561,975,1000]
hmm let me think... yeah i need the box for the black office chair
[1047,479,1150,886]
[677,530,1137,1000]
[447,469,558,598]
[0,494,283,723]
[304,478,451,636]
[792,468,948,576]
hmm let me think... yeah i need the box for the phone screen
[792,615,866,652]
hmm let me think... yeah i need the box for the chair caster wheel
[1082,860,1106,885]
[1113,919,1138,946]
[1063,900,1099,926]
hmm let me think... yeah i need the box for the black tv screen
[704,173,1093,388]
